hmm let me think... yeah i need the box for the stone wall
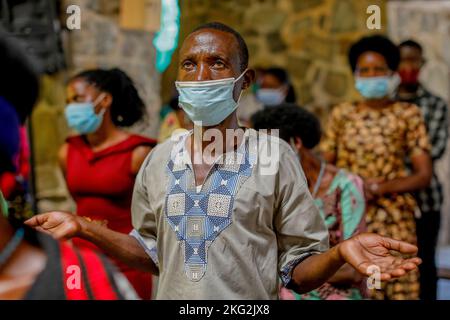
[32,0,161,212]
[163,0,386,120]
[388,0,450,246]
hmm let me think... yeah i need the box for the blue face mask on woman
[64,94,106,134]
[175,70,247,126]
[256,88,286,106]
[355,75,400,99]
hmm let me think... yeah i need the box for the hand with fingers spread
[25,211,84,240]
[338,232,421,281]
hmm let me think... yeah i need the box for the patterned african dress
[320,101,431,300]
[279,169,366,300]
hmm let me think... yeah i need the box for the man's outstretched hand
[339,233,421,281]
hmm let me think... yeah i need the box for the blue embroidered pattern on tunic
[164,133,256,281]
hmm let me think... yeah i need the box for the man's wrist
[77,216,93,240]
[369,181,387,196]
[331,243,346,266]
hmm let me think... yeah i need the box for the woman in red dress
[59,68,156,299]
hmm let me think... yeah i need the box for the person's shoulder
[419,85,446,100]
[65,134,84,145]
[250,128,303,178]
[141,129,188,169]
[330,101,356,117]
[336,168,364,186]
[393,101,422,118]
[250,128,293,155]
[128,134,157,148]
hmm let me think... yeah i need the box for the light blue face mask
[175,70,247,126]
[256,88,286,106]
[355,76,393,99]
[64,94,106,134]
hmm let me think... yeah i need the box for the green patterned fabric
[280,169,366,300]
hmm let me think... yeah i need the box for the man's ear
[242,69,256,90]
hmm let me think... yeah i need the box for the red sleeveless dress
[66,134,156,300]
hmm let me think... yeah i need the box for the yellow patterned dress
[320,101,431,300]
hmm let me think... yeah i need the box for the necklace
[0,228,25,271]
[311,161,326,198]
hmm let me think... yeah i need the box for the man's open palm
[340,233,421,281]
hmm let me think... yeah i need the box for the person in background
[235,67,266,127]
[255,67,296,107]
[252,104,366,300]
[395,39,449,300]
[0,35,136,300]
[0,31,36,223]
[320,35,433,300]
[0,124,32,221]
[59,68,157,299]
[158,96,193,142]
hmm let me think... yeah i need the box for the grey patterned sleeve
[130,150,159,270]
[274,144,329,288]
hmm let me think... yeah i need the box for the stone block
[266,32,287,53]
[292,0,324,12]
[286,54,312,77]
[330,0,357,33]
[244,5,287,34]
[323,70,349,97]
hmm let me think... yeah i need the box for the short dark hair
[251,104,322,149]
[71,68,145,127]
[399,39,423,53]
[192,22,249,72]
[348,35,400,72]
[265,67,289,84]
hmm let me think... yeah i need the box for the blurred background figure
[158,95,193,142]
[255,67,297,107]
[59,68,157,299]
[0,26,39,224]
[320,35,432,300]
[252,104,366,300]
[0,35,136,300]
[395,39,449,301]
[236,66,266,127]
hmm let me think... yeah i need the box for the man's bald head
[191,22,249,72]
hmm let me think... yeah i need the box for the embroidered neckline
[164,129,257,281]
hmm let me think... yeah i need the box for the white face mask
[175,70,247,126]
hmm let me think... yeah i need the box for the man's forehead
[180,29,239,60]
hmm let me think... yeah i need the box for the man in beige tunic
[27,22,421,300]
